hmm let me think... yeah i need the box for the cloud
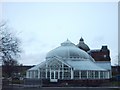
[3,2,118,65]
[19,52,46,65]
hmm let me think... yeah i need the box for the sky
[1,2,118,65]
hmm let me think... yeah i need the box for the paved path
[2,85,120,90]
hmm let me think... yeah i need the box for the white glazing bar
[26,72,28,78]
[79,71,81,79]
[58,69,60,79]
[34,71,36,78]
[54,71,55,79]
[103,72,104,79]
[98,71,100,79]
[71,68,73,79]
[46,63,48,79]
[27,71,29,78]
[93,71,95,79]
[46,68,47,79]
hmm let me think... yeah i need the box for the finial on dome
[80,37,84,41]
[61,39,75,46]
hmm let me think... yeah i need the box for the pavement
[2,84,120,90]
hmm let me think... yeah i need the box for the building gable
[46,56,72,69]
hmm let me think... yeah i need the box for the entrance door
[50,70,58,82]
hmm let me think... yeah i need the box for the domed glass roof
[46,39,93,61]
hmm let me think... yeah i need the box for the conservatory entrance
[50,70,59,82]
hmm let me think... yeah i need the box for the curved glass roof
[46,39,94,61]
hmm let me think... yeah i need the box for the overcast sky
[1,2,118,65]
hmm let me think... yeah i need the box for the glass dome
[46,39,93,61]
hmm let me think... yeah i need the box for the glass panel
[104,71,108,78]
[81,71,87,79]
[55,72,58,79]
[51,72,54,79]
[47,71,50,79]
[74,71,79,79]
[35,71,38,78]
[69,49,80,58]
[64,72,71,79]
[42,72,46,79]
[48,59,62,69]
[60,72,62,79]
[40,69,46,79]
[91,71,94,78]
[100,71,104,79]
[88,71,94,79]
[95,71,99,79]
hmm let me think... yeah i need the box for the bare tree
[0,22,21,78]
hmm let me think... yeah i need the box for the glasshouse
[26,39,111,85]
